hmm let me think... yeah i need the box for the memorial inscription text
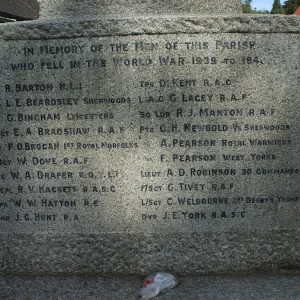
[0,34,299,233]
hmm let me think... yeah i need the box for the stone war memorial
[1,0,300,294]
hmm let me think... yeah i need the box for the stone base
[1,231,300,274]
[2,273,300,299]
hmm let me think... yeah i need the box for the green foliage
[271,0,283,13]
[254,9,270,14]
[242,0,252,13]
[242,0,299,14]
[283,0,300,14]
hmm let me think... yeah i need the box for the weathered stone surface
[1,231,300,274]
[0,16,300,41]
[39,0,242,19]
[0,7,300,276]
[0,0,39,21]
[2,273,300,299]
